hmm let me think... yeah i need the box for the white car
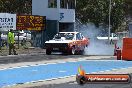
[1,31,27,41]
[45,32,89,55]
[97,33,118,40]
[1,33,7,40]
[14,32,26,41]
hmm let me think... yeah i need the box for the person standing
[7,29,17,55]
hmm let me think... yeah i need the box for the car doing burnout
[45,32,89,55]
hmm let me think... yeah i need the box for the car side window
[80,33,84,39]
[76,33,82,40]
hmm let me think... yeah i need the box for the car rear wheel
[46,49,52,55]
[80,50,84,55]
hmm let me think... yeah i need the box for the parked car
[45,32,89,55]
[1,32,26,41]
[97,33,118,40]
[1,33,7,40]
[1,30,31,41]
[21,30,31,40]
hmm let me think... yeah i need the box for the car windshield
[54,33,74,40]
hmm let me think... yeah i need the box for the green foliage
[76,0,125,32]
[0,0,31,14]
[0,0,129,32]
[125,0,132,16]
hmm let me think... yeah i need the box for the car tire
[86,44,88,47]
[63,51,68,55]
[80,50,84,55]
[46,49,51,55]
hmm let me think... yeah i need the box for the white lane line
[99,71,105,73]
[0,60,129,71]
[59,70,67,73]
[4,66,132,87]
[4,67,126,87]
[7,75,77,87]
[105,70,111,72]
[0,63,59,71]
[69,61,79,62]
[120,68,127,69]
[112,69,118,70]
[60,62,66,63]
[91,72,97,73]
[31,70,38,72]
[128,67,132,69]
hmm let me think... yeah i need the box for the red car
[45,32,89,55]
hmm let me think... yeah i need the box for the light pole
[108,0,111,43]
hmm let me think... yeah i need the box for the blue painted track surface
[0,60,132,87]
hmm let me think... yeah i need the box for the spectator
[7,29,17,55]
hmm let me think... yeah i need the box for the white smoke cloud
[77,23,114,55]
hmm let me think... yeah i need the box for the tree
[0,0,31,14]
[76,0,125,32]
[125,0,132,18]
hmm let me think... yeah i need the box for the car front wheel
[46,49,52,55]
[80,50,84,55]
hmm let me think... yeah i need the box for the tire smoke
[77,23,114,55]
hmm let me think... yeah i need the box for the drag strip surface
[1,60,132,87]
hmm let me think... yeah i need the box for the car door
[81,33,89,47]
[79,33,85,50]
[76,33,83,50]
[80,33,85,47]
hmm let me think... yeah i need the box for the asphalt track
[1,60,132,87]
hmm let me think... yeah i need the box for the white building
[32,0,76,32]
[32,0,76,47]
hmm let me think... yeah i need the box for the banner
[76,66,131,85]
[17,15,46,31]
[0,13,16,31]
[76,74,131,84]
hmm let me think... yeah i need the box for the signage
[60,13,64,21]
[17,15,46,31]
[76,74,130,84]
[0,13,16,31]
